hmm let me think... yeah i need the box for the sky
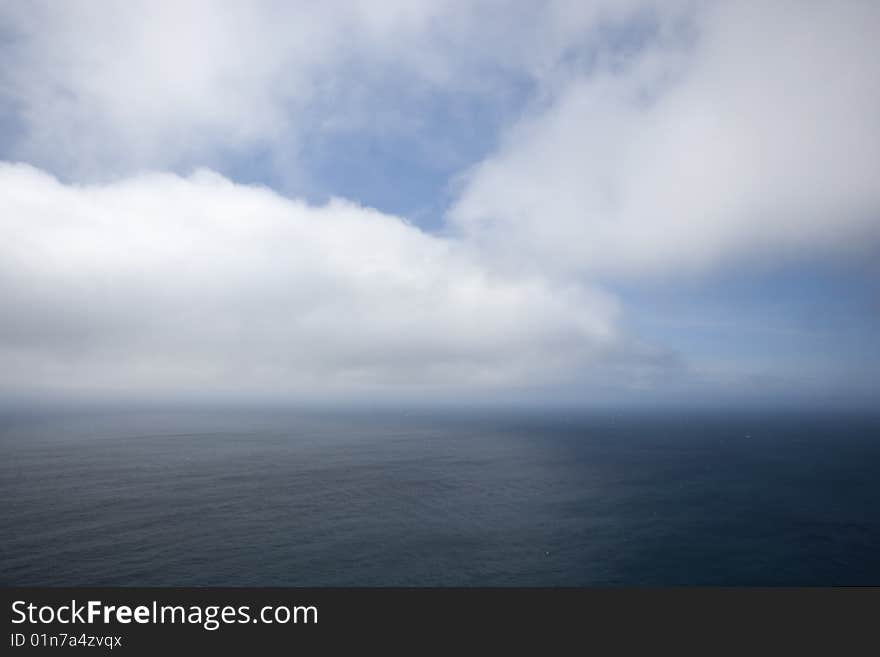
[0,0,878,409]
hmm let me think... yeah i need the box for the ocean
[1,408,878,586]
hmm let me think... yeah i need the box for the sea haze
[1,408,879,586]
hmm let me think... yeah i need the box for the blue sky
[0,1,878,408]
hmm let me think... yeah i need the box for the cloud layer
[1,1,878,405]
[0,1,676,183]
[451,1,880,277]
[0,163,619,400]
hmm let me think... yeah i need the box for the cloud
[0,1,673,185]
[450,0,880,277]
[0,1,447,181]
[0,163,622,401]
[1,1,878,405]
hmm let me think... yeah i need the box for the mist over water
[2,408,879,586]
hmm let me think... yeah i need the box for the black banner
[2,587,876,653]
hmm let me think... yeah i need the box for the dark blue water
[1,409,878,585]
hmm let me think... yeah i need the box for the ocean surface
[1,408,879,586]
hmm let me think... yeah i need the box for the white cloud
[0,1,448,180]
[1,1,878,404]
[0,163,621,401]
[0,1,670,183]
[450,0,880,277]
